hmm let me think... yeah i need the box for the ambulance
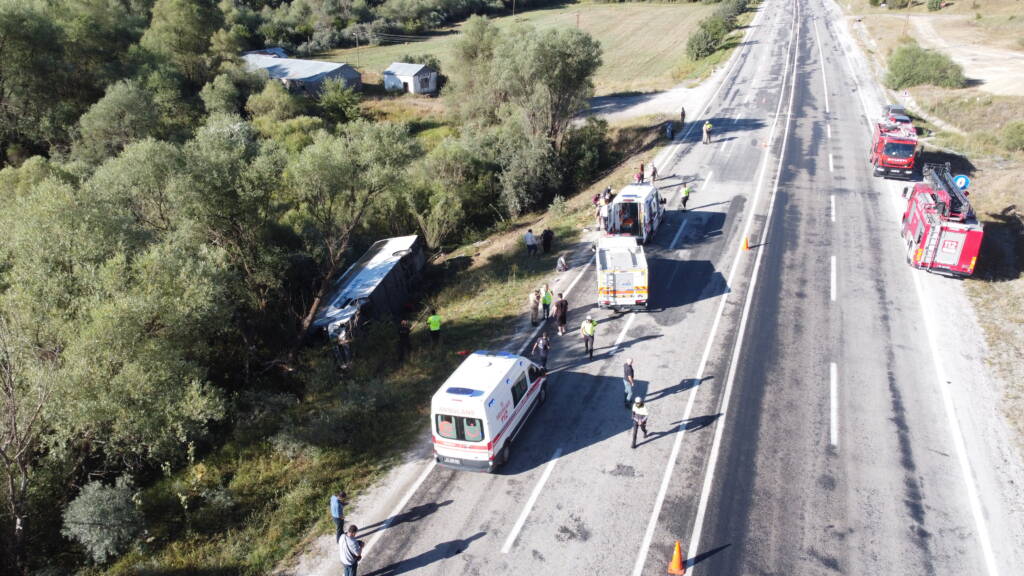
[596,236,649,310]
[431,351,547,472]
[606,183,666,244]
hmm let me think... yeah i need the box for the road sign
[953,174,971,190]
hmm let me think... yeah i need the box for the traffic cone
[668,540,686,574]
[742,236,750,251]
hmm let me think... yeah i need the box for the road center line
[631,2,799,574]
[813,19,830,114]
[830,255,837,301]
[827,123,832,139]
[828,152,834,173]
[684,0,802,570]
[500,447,562,554]
[830,194,836,223]
[830,362,839,448]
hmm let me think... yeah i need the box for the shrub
[1002,121,1024,152]
[61,476,143,564]
[927,0,942,10]
[869,0,880,5]
[687,26,724,60]
[885,42,966,89]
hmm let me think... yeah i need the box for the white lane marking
[829,153,834,173]
[685,0,802,570]
[827,123,832,139]
[669,220,689,252]
[631,2,799,574]
[362,459,437,557]
[830,255,837,301]
[517,254,595,355]
[505,301,638,553]
[813,19,831,114]
[830,362,839,448]
[908,261,1001,576]
[500,447,562,554]
[830,194,836,223]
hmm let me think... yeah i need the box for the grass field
[318,2,717,96]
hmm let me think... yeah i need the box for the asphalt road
[328,1,1024,575]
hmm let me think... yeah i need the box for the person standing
[397,320,411,361]
[623,358,636,408]
[580,316,597,359]
[631,397,649,449]
[329,490,348,542]
[681,182,692,211]
[541,228,554,254]
[650,163,658,182]
[702,121,713,144]
[524,229,538,256]
[553,292,568,336]
[541,284,553,320]
[680,106,686,127]
[336,327,352,368]
[339,525,364,576]
[598,200,610,232]
[532,332,551,372]
[427,310,442,346]
[639,161,645,182]
[529,289,541,327]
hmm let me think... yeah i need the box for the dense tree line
[0,1,603,572]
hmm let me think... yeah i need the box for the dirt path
[910,15,1024,96]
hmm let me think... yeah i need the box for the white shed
[382,62,438,95]
[242,54,362,94]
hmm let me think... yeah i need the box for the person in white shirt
[524,229,538,256]
[339,525,363,576]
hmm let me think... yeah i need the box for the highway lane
[684,1,1024,576]
[354,0,798,573]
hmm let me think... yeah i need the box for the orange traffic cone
[742,236,750,251]
[668,540,686,575]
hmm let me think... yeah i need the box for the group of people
[665,106,715,145]
[632,160,659,184]
[523,227,555,256]
[330,491,364,576]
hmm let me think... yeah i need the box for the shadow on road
[645,375,712,401]
[362,532,486,576]
[358,500,454,538]
[687,543,732,569]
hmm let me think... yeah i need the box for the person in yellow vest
[541,284,553,320]
[702,121,713,144]
[681,183,692,211]
[580,315,597,360]
[427,309,442,346]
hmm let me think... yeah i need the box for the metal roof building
[383,62,438,95]
[242,54,362,93]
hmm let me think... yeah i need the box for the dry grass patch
[317,2,717,96]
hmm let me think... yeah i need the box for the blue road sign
[953,174,971,190]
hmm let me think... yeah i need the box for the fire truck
[900,164,984,277]
[870,121,919,179]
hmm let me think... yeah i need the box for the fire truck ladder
[921,212,943,268]
[923,162,971,220]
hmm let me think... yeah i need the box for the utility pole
[512,0,516,17]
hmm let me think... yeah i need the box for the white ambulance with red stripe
[431,351,547,472]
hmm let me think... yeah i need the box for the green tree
[317,78,362,125]
[61,476,143,564]
[200,65,267,116]
[283,122,419,341]
[140,0,223,86]
[247,81,306,122]
[885,42,966,89]
[72,81,161,164]
[0,1,67,158]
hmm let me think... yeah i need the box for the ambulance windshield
[436,414,484,442]
[883,142,916,159]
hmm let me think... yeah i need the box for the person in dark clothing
[531,332,551,372]
[397,320,411,360]
[541,228,554,254]
[623,358,636,408]
[553,293,568,336]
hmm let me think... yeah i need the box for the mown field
[318,2,718,95]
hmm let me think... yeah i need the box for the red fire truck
[870,121,919,179]
[900,164,984,277]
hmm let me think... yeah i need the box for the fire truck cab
[871,121,918,179]
[900,164,984,277]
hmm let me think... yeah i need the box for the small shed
[312,235,427,338]
[242,54,362,94]
[383,62,438,95]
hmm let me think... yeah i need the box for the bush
[927,0,942,10]
[885,42,966,89]
[61,476,143,564]
[869,0,880,5]
[318,78,362,125]
[687,26,724,60]
[1002,121,1024,151]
